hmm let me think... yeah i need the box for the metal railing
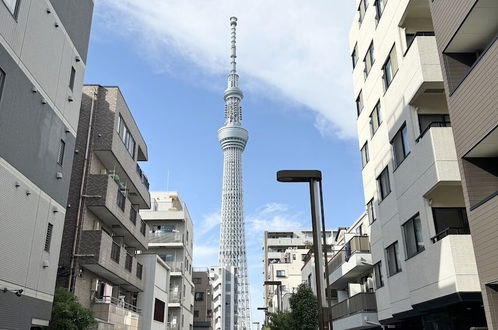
[94,295,140,313]
[416,121,452,142]
[328,236,370,273]
[136,164,150,190]
[431,227,471,243]
[331,292,377,321]
[111,242,120,263]
[149,231,183,243]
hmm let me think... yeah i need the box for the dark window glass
[382,45,399,90]
[367,199,376,224]
[364,42,375,77]
[111,242,120,263]
[403,214,425,258]
[433,208,469,235]
[386,242,401,276]
[418,114,451,135]
[69,67,76,91]
[377,166,391,200]
[117,190,126,211]
[352,44,358,69]
[57,140,65,166]
[392,124,410,167]
[276,270,286,277]
[194,310,199,318]
[0,68,5,101]
[195,292,205,301]
[193,277,201,284]
[375,0,386,21]
[370,101,382,135]
[356,91,364,116]
[125,253,132,272]
[358,0,368,23]
[117,115,136,158]
[136,262,143,279]
[373,261,384,288]
[44,223,53,252]
[153,298,165,322]
[361,142,369,168]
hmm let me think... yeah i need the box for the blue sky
[85,0,362,324]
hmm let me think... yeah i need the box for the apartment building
[57,85,151,329]
[349,0,487,328]
[193,268,214,330]
[326,213,379,329]
[137,253,171,330]
[262,230,335,313]
[209,266,236,330]
[0,0,93,328]
[428,1,498,328]
[141,192,195,330]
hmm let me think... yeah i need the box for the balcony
[267,251,284,260]
[148,231,184,246]
[331,293,378,329]
[92,296,140,330]
[78,230,144,292]
[169,289,183,305]
[85,174,148,249]
[266,237,306,247]
[164,261,184,273]
[327,236,372,289]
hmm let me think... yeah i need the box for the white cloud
[198,210,221,236]
[247,203,306,235]
[97,0,357,139]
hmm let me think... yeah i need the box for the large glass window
[403,214,425,258]
[361,142,369,168]
[392,124,410,167]
[386,242,401,276]
[154,298,165,322]
[377,166,391,200]
[364,42,375,78]
[117,115,136,159]
[367,199,376,224]
[382,45,399,90]
[375,0,386,21]
[356,91,364,117]
[2,0,19,16]
[373,261,384,288]
[370,101,382,135]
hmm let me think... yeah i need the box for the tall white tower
[218,16,251,330]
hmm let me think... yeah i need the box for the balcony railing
[164,261,183,273]
[331,292,377,321]
[169,290,182,303]
[136,164,150,190]
[111,242,120,263]
[431,227,471,243]
[149,231,184,244]
[94,295,140,313]
[416,121,452,142]
[328,236,370,273]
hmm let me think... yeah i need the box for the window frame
[367,198,376,224]
[373,261,384,288]
[153,298,165,322]
[402,213,425,259]
[194,292,205,301]
[57,139,66,166]
[0,68,5,102]
[358,0,368,24]
[363,41,375,78]
[386,241,402,276]
[392,123,411,168]
[1,0,20,18]
[276,270,286,277]
[361,141,369,168]
[374,0,387,22]
[356,91,364,117]
[69,66,76,91]
[377,166,391,201]
[44,223,53,252]
[382,45,399,91]
[352,43,358,69]
[369,101,382,136]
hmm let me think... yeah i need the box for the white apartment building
[350,0,486,327]
[326,213,378,329]
[137,254,171,330]
[141,192,194,330]
[263,230,335,313]
[209,266,236,330]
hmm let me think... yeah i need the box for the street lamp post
[277,170,327,330]
[263,280,282,313]
[257,307,268,327]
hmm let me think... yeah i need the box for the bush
[48,288,96,330]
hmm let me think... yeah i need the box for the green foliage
[48,287,96,330]
[268,284,319,330]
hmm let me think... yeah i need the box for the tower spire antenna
[230,16,237,74]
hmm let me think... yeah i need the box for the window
[377,166,391,200]
[403,214,424,258]
[2,0,19,16]
[432,208,470,242]
[361,142,369,168]
[364,42,375,78]
[193,277,202,285]
[57,140,65,166]
[352,44,358,69]
[373,261,384,288]
[418,114,450,136]
[129,205,137,225]
[367,199,376,224]
[153,298,165,322]
[392,124,410,167]
[194,310,199,318]
[382,45,399,90]
[0,68,5,101]
[356,224,363,236]
[125,253,132,272]
[374,0,386,21]
[111,242,120,263]
[117,190,126,211]
[370,101,382,135]
[44,223,53,252]
[116,115,136,158]
[69,67,76,91]
[356,91,364,116]
[386,242,401,276]
[276,270,286,277]
[358,0,368,23]
[195,292,204,301]
[136,262,143,279]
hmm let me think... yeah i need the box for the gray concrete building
[0,0,93,328]
[193,268,214,330]
[57,85,151,329]
[429,0,498,327]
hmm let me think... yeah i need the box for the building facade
[57,85,150,329]
[263,230,335,313]
[0,0,93,328]
[137,253,171,330]
[209,266,236,330]
[428,0,498,328]
[193,268,214,330]
[350,0,486,327]
[141,192,194,330]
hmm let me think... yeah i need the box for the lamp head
[277,170,322,183]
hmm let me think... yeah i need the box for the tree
[289,284,319,330]
[268,311,294,330]
[48,287,96,330]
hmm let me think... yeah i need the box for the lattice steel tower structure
[218,16,251,330]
